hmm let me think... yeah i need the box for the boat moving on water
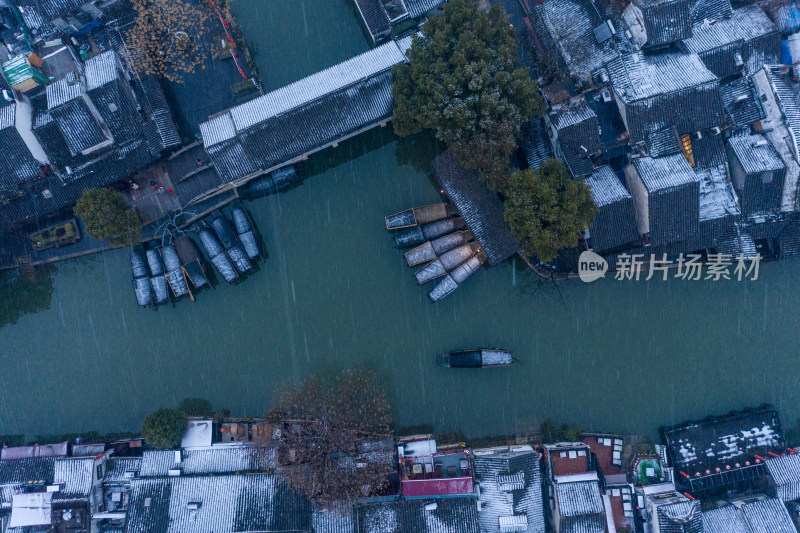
[436,349,513,368]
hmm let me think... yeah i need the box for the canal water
[1,0,799,440]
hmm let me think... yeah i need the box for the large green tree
[74,188,142,247]
[504,160,598,263]
[392,0,543,188]
[142,408,187,450]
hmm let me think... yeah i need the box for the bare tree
[266,370,395,504]
[125,0,215,83]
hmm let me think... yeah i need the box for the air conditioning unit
[694,131,703,139]
[711,126,721,135]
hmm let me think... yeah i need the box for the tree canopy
[265,369,394,504]
[142,408,187,450]
[126,0,216,83]
[503,160,598,263]
[177,398,214,418]
[74,188,142,247]
[391,0,543,187]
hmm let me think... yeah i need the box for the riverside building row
[522,0,800,270]
[3,407,800,533]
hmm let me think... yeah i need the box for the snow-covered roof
[741,497,796,533]
[85,51,120,91]
[0,102,14,130]
[140,446,271,477]
[357,498,480,533]
[124,474,311,533]
[656,499,703,533]
[53,458,94,500]
[727,134,785,174]
[533,0,620,82]
[702,505,749,533]
[634,0,693,46]
[201,39,409,146]
[647,128,681,158]
[522,117,554,171]
[608,52,717,102]
[312,502,356,533]
[720,76,765,130]
[555,480,604,517]
[766,453,800,502]
[46,72,83,109]
[550,97,597,131]
[473,446,546,533]
[632,154,699,192]
[698,165,740,221]
[691,0,732,25]
[105,457,142,483]
[683,6,778,56]
[586,166,630,207]
[765,66,800,164]
[663,408,785,472]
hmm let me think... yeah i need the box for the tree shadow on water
[0,264,57,329]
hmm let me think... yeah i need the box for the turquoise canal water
[1,0,800,440]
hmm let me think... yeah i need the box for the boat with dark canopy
[197,226,238,283]
[436,349,513,368]
[173,234,209,289]
[161,245,192,300]
[231,201,260,260]
[145,248,170,304]
[130,248,152,307]
[385,203,458,230]
[210,211,252,274]
[394,216,466,248]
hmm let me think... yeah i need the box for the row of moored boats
[386,203,487,302]
[130,201,262,307]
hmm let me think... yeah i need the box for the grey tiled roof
[727,134,785,174]
[36,0,84,20]
[720,75,765,130]
[766,453,800,502]
[765,2,800,34]
[312,503,356,533]
[765,66,800,162]
[633,154,698,192]
[532,0,620,83]
[46,72,84,110]
[586,166,640,252]
[682,6,780,77]
[354,0,391,39]
[53,458,94,501]
[140,447,270,477]
[647,127,681,157]
[702,505,749,533]
[473,447,546,533]
[691,130,726,170]
[521,117,554,171]
[200,39,410,183]
[555,480,604,517]
[691,0,732,24]
[0,457,56,490]
[406,0,441,17]
[124,474,311,533]
[698,165,739,222]
[432,150,520,265]
[357,498,480,533]
[608,52,716,102]
[636,0,693,46]
[741,498,796,533]
[85,51,120,91]
[657,500,703,533]
[0,103,43,188]
[104,458,142,483]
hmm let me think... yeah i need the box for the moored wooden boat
[414,242,481,285]
[405,230,473,267]
[429,251,487,302]
[436,349,513,368]
[231,201,260,260]
[394,216,466,248]
[173,234,209,289]
[161,244,193,300]
[197,225,238,283]
[385,203,458,230]
[146,248,170,304]
[210,211,252,274]
[130,247,152,307]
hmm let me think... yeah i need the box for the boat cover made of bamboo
[435,349,513,368]
[429,252,486,302]
[394,216,466,248]
[146,249,170,304]
[385,203,456,230]
[211,215,252,274]
[231,205,260,259]
[198,228,238,283]
[161,245,191,297]
[404,230,473,266]
[130,250,151,307]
